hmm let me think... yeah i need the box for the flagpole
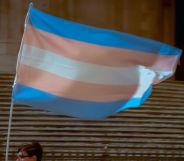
[5,100,14,161]
[5,3,34,160]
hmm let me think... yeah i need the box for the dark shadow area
[175,0,184,80]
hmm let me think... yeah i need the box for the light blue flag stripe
[12,84,152,119]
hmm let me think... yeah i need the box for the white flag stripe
[20,44,156,86]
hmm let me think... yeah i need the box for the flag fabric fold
[12,5,182,119]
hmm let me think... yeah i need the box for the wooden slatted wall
[0,74,184,161]
[1,0,183,160]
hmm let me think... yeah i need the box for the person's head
[16,142,43,161]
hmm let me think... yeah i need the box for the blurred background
[0,0,184,161]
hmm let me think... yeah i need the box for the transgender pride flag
[12,5,182,119]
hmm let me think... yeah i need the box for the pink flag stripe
[17,64,140,102]
[23,25,179,71]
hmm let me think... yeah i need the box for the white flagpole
[5,100,14,161]
[5,3,33,160]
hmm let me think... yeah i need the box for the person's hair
[17,142,43,161]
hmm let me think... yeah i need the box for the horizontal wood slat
[0,74,184,161]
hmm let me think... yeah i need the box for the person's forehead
[17,151,35,161]
[18,150,28,155]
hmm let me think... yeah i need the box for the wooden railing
[0,74,184,161]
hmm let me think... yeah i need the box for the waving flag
[12,5,182,119]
